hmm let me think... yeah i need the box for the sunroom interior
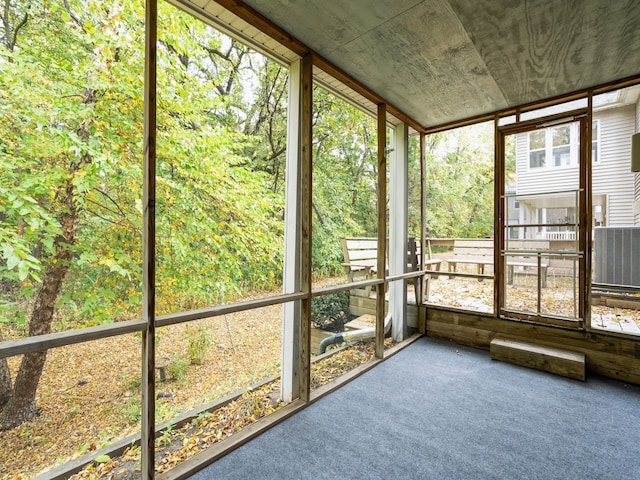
[2,0,640,478]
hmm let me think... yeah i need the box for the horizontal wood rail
[2,278,418,358]
[0,319,146,360]
[503,250,582,257]
[506,222,576,229]
[155,292,307,327]
[441,271,494,281]
[0,292,306,359]
[386,270,425,282]
[311,278,385,297]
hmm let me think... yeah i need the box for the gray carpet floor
[190,337,640,479]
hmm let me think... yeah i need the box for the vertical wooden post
[299,54,313,401]
[281,59,302,402]
[419,132,427,333]
[582,93,594,326]
[376,104,387,359]
[141,0,157,478]
[389,123,408,342]
[494,114,502,315]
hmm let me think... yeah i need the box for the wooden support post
[389,123,408,342]
[583,93,594,328]
[419,132,427,332]
[299,54,313,401]
[494,114,502,315]
[141,1,157,478]
[537,254,542,313]
[376,104,387,359]
[281,58,302,403]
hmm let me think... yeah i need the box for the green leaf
[2,244,15,261]
[6,253,20,271]
[18,261,30,282]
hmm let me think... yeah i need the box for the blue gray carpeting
[190,337,640,479]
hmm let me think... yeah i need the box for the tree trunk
[0,171,81,429]
[0,333,11,410]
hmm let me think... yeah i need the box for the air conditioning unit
[593,227,640,287]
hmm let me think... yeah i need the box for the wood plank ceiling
[176,0,640,130]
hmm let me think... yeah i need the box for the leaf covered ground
[0,278,378,479]
[0,303,283,479]
[69,342,379,479]
[428,274,640,330]
[1,276,638,478]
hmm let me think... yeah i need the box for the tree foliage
[0,0,287,427]
[422,124,495,239]
[0,0,496,430]
[311,89,379,276]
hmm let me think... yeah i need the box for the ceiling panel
[449,0,640,108]
[244,0,424,55]
[331,0,506,126]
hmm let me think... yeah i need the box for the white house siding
[514,105,636,226]
[593,105,636,226]
[515,128,579,196]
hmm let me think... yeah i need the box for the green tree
[0,0,387,431]
[242,61,289,193]
[0,0,290,428]
[424,124,494,239]
[311,89,378,275]
[154,6,284,311]
[0,0,146,428]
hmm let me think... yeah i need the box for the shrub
[167,355,189,382]
[186,326,210,365]
[311,291,350,331]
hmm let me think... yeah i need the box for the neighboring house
[510,86,640,241]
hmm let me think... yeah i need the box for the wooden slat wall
[426,307,640,384]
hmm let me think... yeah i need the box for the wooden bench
[340,237,443,297]
[447,238,549,287]
[447,239,494,277]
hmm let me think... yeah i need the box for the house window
[528,124,575,169]
[552,125,571,166]
[528,130,546,168]
[528,120,599,169]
